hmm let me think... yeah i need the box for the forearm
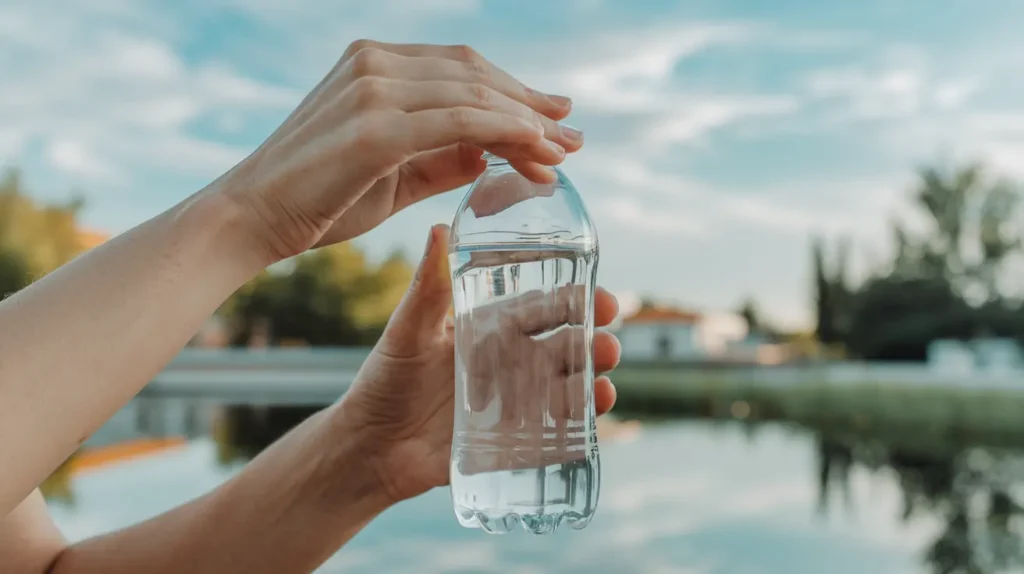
[50,404,389,574]
[0,179,267,514]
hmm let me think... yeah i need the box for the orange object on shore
[69,437,187,475]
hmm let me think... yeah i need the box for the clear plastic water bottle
[448,152,600,534]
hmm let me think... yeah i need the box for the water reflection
[48,399,1024,574]
[811,430,1024,573]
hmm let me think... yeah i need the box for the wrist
[209,152,318,267]
[318,402,396,514]
[178,179,274,280]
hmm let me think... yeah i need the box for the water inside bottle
[449,242,601,534]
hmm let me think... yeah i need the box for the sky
[2,0,1024,328]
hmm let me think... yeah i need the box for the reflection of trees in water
[813,431,1024,574]
[219,400,1024,573]
[214,405,319,465]
[816,437,853,517]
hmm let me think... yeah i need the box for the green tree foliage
[826,163,1024,360]
[812,235,853,346]
[845,276,970,360]
[892,163,1022,301]
[0,169,87,280]
[0,248,31,299]
[737,297,761,332]
[222,242,414,347]
[215,245,414,461]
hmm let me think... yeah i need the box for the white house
[723,330,792,365]
[927,338,1024,373]
[615,304,749,362]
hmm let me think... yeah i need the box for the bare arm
[0,39,571,515]
[0,491,66,573]
[0,37,579,568]
[3,403,390,574]
[0,185,268,514]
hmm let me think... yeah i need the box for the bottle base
[454,507,595,535]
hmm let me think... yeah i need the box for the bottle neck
[482,152,509,166]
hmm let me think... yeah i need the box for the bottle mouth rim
[481,151,509,165]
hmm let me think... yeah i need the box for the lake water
[48,420,948,574]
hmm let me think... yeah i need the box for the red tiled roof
[622,305,701,325]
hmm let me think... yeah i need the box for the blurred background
[4,0,1024,572]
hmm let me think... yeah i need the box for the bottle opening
[481,151,509,166]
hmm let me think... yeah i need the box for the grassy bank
[611,363,1024,452]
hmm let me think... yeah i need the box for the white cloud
[3,0,1022,327]
[47,139,121,181]
[644,96,799,146]
[874,108,1024,180]
[0,130,25,161]
[576,149,909,245]
[804,62,982,120]
[576,155,709,200]
[594,197,708,238]
[228,0,480,17]
[933,79,981,110]
[806,67,926,119]
[556,24,754,113]
[0,3,302,187]
[511,23,799,151]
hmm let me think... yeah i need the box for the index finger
[345,39,571,120]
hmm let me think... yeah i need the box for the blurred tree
[891,163,1022,301]
[0,169,87,278]
[349,250,413,330]
[737,297,761,331]
[223,242,414,347]
[815,437,853,517]
[812,235,853,346]
[834,163,1024,359]
[0,248,31,299]
[216,243,414,461]
[845,275,970,360]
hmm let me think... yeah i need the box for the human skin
[0,40,620,573]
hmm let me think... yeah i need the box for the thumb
[379,224,453,356]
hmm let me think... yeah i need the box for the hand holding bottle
[331,225,619,506]
[220,39,584,264]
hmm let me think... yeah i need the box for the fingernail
[544,139,565,156]
[560,124,583,143]
[547,94,572,108]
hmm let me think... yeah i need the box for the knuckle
[350,76,388,108]
[447,106,474,128]
[343,39,376,60]
[465,58,489,81]
[349,47,387,78]
[468,83,493,107]
[451,43,481,63]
